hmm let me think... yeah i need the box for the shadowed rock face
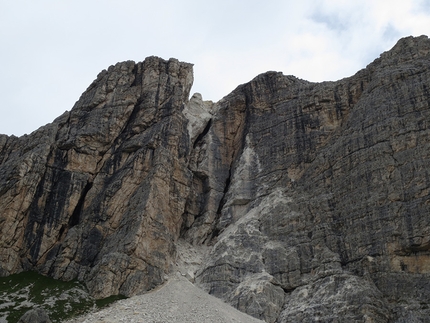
[1,36,430,322]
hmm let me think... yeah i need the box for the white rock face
[182,93,215,144]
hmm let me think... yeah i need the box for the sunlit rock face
[1,35,430,322]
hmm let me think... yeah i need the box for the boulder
[18,308,51,323]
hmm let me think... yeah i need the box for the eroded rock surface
[192,35,430,322]
[0,57,194,298]
[1,36,430,322]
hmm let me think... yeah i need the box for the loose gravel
[64,274,263,323]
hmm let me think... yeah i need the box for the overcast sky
[1,0,429,136]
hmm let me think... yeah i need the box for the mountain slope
[1,36,430,322]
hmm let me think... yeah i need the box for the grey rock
[195,35,430,322]
[1,35,430,323]
[278,274,391,322]
[18,308,52,323]
[0,56,194,298]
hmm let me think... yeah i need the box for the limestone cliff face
[194,35,430,322]
[0,57,195,298]
[1,36,430,322]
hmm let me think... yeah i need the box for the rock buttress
[193,35,430,323]
[0,57,194,298]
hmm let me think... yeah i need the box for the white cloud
[0,0,429,136]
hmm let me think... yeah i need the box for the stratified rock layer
[194,35,430,322]
[1,36,430,322]
[0,57,195,298]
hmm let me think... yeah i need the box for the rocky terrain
[0,270,124,323]
[64,273,265,323]
[1,35,430,322]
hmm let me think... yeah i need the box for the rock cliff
[1,35,430,322]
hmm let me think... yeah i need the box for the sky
[1,0,429,136]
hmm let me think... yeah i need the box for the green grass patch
[0,271,126,323]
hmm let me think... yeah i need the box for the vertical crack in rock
[211,161,234,240]
[192,119,212,148]
[23,143,58,267]
[69,180,93,228]
[217,167,232,213]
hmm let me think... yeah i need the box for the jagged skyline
[0,0,429,136]
[1,37,430,322]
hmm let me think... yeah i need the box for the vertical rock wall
[1,36,430,322]
[193,36,430,323]
[0,57,194,298]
